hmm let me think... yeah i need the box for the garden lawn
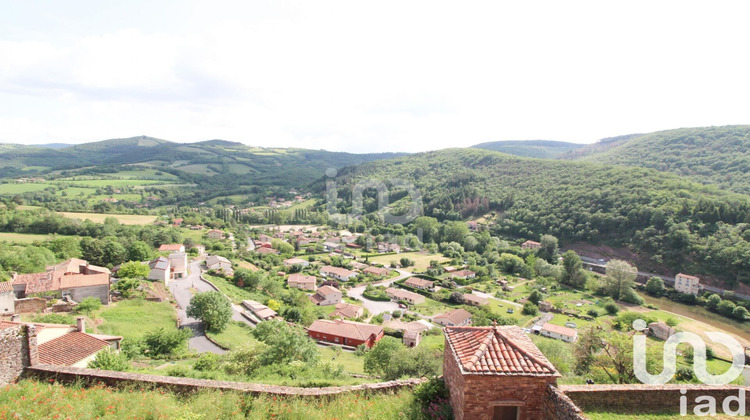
[202,274,268,305]
[365,251,449,272]
[319,346,366,375]
[95,299,177,341]
[205,321,257,350]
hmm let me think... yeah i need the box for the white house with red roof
[540,322,578,343]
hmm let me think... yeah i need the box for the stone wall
[67,284,109,305]
[25,364,426,396]
[544,384,586,420]
[443,343,466,420]
[562,384,750,413]
[0,324,36,385]
[14,297,46,314]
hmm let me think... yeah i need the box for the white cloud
[1,1,750,152]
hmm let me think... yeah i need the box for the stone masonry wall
[442,344,466,420]
[0,324,36,385]
[14,297,46,314]
[562,384,750,413]
[25,364,426,396]
[462,375,558,420]
[544,384,586,420]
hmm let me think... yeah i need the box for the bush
[587,308,600,318]
[194,352,222,371]
[88,347,129,371]
[411,377,452,419]
[603,302,619,316]
[31,313,74,325]
[75,297,102,315]
[143,327,191,357]
[522,302,539,316]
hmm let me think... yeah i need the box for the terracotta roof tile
[445,326,559,376]
[38,332,109,366]
[541,323,577,338]
[308,319,383,342]
[0,281,13,293]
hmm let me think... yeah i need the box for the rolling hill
[567,126,750,194]
[324,148,750,288]
[0,136,406,187]
[471,140,585,159]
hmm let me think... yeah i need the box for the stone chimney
[76,317,85,333]
[10,314,20,322]
[27,324,38,366]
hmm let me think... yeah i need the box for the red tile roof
[0,281,14,293]
[541,323,577,338]
[38,331,109,366]
[445,326,559,376]
[158,244,184,252]
[12,259,110,294]
[404,278,434,288]
[308,319,383,342]
[434,308,473,325]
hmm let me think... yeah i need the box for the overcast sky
[1,1,749,153]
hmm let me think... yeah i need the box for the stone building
[444,325,560,419]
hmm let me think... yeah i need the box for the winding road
[168,261,226,354]
[347,269,412,316]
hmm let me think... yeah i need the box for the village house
[675,273,702,295]
[363,266,390,277]
[193,245,206,255]
[205,255,233,276]
[255,247,279,255]
[207,229,225,240]
[172,218,183,226]
[462,293,488,306]
[539,301,553,312]
[168,253,188,279]
[648,321,676,340]
[322,241,343,251]
[319,266,358,282]
[147,257,171,283]
[385,287,425,305]
[329,302,364,319]
[450,269,476,280]
[350,261,370,271]
[12,258,111,305]
[307,319,384,348]
[434,308,473,327]
[241,300,277,321]
[540,322,578,343]
[443,325,560,419]
[309,285,343,306]
[1,317,122,368]
[521,240,542,250]
[444,266,457,273]
[158,243,185,253]
[376,242,401,253]
[403,330,422,348]
[283,257,310,268]
[287,273,317,291]
[404,277,435,290]
[0,281,15,314]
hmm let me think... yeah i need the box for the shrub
[88,347,129,371]
[75,297,102,315]
[603,302,619,316]
[522,302,539,316]
[587,308,600,318]
[143,327,191,357]
[194,352,222,371]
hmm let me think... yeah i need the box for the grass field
[365,251,450,272]
[1,380,416,420]
[319,346,367,375]
[95,299,178,341]
[205,321,257,350]
[585,409,738,419]
[59,211,157,225]
[0,183,50,194]
[61,179,168,187]
[202,274,268,305]
[0,232,75,243]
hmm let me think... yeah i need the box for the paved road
[347,269,411,316]
[169,261,226,354]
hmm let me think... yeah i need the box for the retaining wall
[561,384,749,413]
[544,385,586,420]
[25,364,426,396]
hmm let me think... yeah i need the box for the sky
[1,1,750,153]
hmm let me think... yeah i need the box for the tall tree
[538,234,559,262]
[186,291,232,332]
[603,260,638,301]
[560,250,586,288]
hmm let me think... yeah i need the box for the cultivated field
[366,251,450,272]
[59,211,157,225]
[0,232,75,243]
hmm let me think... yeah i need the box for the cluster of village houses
[0,225,707,368]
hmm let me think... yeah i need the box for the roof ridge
[495,328,556,373]
[464,328,495,369]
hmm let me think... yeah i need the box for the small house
[385,287,425,305]
[309,285,342,306]
[307,319,384,348]
[434,309,473,327]
[287,273,317,291]
[540,323,577,343]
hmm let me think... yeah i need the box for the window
[492,405,518,420]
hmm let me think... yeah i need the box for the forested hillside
[570,126,750,194]
[471,140,584,158]
[325,149,750,288]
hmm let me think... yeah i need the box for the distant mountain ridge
[471,139,585,159]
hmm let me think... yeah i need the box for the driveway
[169,261,226,354]
[347,269,411,316]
